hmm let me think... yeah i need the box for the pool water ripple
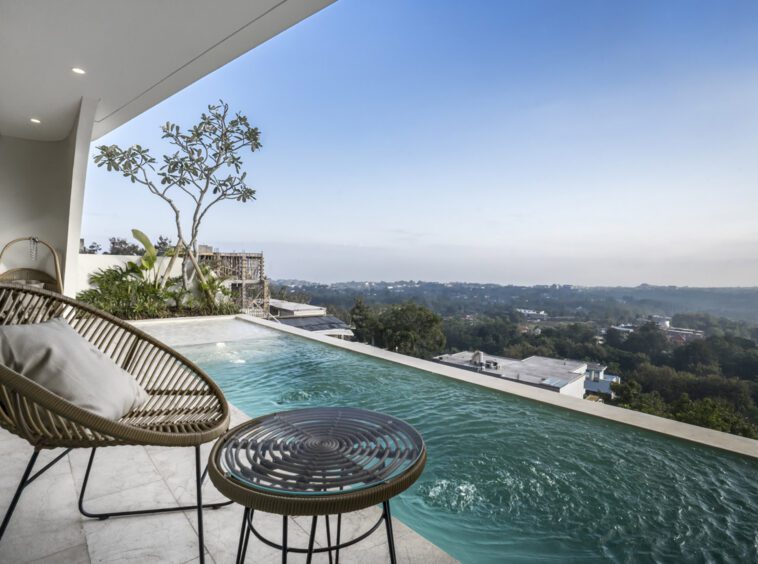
[182,331,758,563]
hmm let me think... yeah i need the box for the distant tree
[612,380,670,418]
[270,284,311,304]
[672,394,756,438]
[107,237,143,255]
[350,297,377,345]
[672,339,720,376]
[622,322,668,360]
[443,313,522,356]
[81,241,102,254]
[377,302,446,359]
[327,305,351,324]
[671,312,756,340]
[155,235,173,256]
[604,327,625,348]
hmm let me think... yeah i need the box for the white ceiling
[0,0,334,142]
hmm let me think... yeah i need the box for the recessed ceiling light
[30,118,41,124]
[72,67,86,75]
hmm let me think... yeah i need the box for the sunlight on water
[181,330,758,564]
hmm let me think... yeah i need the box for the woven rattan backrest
[0,283,229,449]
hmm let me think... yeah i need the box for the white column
[62,97,99,295]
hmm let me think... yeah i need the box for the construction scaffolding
[198,250,270,317]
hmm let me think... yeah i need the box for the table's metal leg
[336,513,342,564]
[282,515,288,564]
[325,514,333,564]
[306,516,318,564]
[383,501,397,564]
[236,508,249,564]
[240,508,253,563]
[195,446,205,564]
[336,484,343,564]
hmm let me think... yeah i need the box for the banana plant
[124,229,161,287]
[127,228,214,302]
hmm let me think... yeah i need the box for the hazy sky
[81,0,758,286]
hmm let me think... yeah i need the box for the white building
[434,352,621,399]
[650,315,671,329]
[269,299,328,318]
[434,351,587,398]
[516,308,548,321]
[583,362,621,398]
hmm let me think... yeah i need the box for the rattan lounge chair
[0,283,231,562]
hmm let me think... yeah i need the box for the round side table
[208,407,426,564]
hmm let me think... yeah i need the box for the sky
[81,0,758,286]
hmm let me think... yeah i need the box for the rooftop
[268,299,327,317]
[434,351,586,391]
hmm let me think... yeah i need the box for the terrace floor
[0,405,456,563]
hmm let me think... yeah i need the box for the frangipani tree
[94,101,261,295]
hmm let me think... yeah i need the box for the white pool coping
[131,315,758,460]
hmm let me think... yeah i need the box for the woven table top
[216,407,425,497]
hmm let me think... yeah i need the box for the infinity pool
[176,323,758,563]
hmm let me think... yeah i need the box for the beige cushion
[0,318,148,420]
[15,280,45,289]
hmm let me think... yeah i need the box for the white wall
[0,135,72,279]
[0,98,97,295]
[561,376,587,399]
[75,254,184,295]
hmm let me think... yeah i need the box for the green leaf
[131,228,157,260]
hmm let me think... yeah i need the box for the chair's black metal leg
[78,448,98,517]
[0,449,40,541]
[282,515,288,564]
[325,514,333,564]
[306,516,318,564]
[195,445,205,564]
[336,513,342,564]
[78,447,232,520]
[236,507,249,564]
[383,501,397,564]
[26,448,72,485]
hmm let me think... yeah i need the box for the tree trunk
[158,244,181,289]
[181,239,213,303]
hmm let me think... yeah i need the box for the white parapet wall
[75,254,184,295]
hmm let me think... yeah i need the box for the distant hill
[588,285,758,323]
[272,280,758,325]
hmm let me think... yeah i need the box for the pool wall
[132,314,758,459]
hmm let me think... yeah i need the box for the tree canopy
[350,299,445,359]
[94,101,261,291]
[106,237,143,256]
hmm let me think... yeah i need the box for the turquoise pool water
[180,328,758,563]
